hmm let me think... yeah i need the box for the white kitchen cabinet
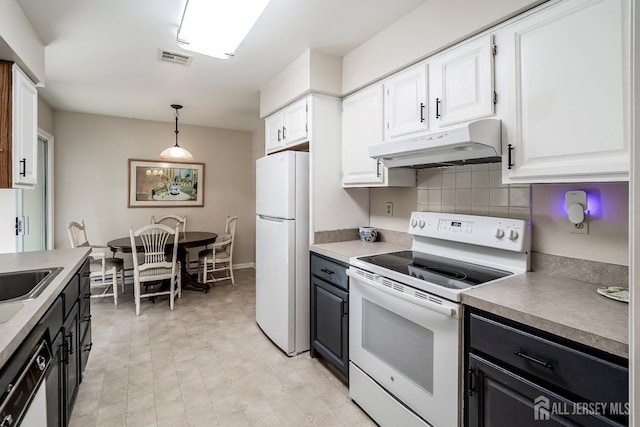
[265,97,309,154]
[384,62,428,140]
[342,84,414,187]
[265,113,284,153]
[12,65,38,187]
[428,35,494,128]
[497,0,629,183]
[0,62,38,189]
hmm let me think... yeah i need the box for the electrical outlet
[569,211,589,234]
[385,202,393,216]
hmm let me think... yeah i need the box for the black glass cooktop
[357,250,512,290]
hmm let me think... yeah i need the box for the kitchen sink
[0,267,63,304]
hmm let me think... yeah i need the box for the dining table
[107,231,218,293]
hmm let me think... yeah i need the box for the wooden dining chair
[130,223,181,315]
[67,220,125,305]
[151,214,190,271]
[198,215,237,286]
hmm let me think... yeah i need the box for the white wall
[53,111,255,267]
[531,183,629,265]
[0,0,45,84]
[309,95,369,238]
[0,191,16,253]
[260,49,342,117]
[342,0,544,94]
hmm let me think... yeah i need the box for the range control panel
[409,211,529,252]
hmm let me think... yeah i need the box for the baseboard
[93,262,256,286]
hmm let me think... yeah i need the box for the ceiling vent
[158,49,193,66]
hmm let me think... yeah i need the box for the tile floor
[69,268,376,426]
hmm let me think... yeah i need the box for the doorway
[16,130,54,251]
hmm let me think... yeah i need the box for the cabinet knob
[435,98,441,119]
[19,159,26,177]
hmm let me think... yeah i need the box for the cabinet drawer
[311,254,348,290]
[62,274,80,319]
[79,279,91,321]
[39,296,63,340]
[469,313,628,406]
[79,323,92,381]
[79,301,91,342]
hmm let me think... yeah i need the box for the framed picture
[128,159,204,207]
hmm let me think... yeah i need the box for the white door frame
[40,129,55,250]
[630,0,637,424]
[15,128,54,251]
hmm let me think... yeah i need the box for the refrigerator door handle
[258,215,286,222]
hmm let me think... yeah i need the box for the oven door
[348,267,461,427]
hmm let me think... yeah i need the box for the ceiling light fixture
[160,104,193,161]
[177,0,271,59]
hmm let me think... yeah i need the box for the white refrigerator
[255,151,309,356]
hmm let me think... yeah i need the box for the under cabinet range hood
[369,119,502,168]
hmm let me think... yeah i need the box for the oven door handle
[347,269,458,318]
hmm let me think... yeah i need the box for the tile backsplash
[416,163,531,220]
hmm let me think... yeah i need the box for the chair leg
[120,267,125,293]
[203,256,209,284]
[230,265,235,286]
[134,281,140,316]
[177,270,182,299]
[169,277,175,311]
[112,266,118,306]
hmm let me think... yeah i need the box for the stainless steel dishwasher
[0,325,52,427]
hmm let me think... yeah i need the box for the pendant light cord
[171,104,183,148]
[174,108,180,147]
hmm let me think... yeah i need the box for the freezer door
[255,215,296,355]
[256,152,296,219]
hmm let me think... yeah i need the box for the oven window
[362,299,434,394]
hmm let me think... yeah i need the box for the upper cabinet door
[342,84,385,186]
[264,97,309,155]
[265,112,284,154]
[282,98,308,145]
[429,35,494,128]
[384,63,428,140]
[12,65,38,187]
[498,0,629,183]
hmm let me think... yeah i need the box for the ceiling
[16,0,427,132]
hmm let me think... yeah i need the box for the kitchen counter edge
[310,240,410,264]
[461,272,629,359]
[0,247,91,367]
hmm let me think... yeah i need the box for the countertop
[310,240,410,264]
[462,272,629,359]
[0,247,91,367]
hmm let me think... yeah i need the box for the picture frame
[128,159,204,207]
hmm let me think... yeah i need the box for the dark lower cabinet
[310,253,349,380]
[45,309,65,427]
[465,308,628,427]
[63,301,79,420]
[38,257,91,427]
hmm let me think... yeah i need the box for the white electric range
[348,211,530,427]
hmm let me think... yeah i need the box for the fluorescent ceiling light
[177,0,271,59]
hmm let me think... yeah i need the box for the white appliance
[255,151,310,356]
[368,118,502,168]
[348,212,530,427]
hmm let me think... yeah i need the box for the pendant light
[160,104,193,161]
